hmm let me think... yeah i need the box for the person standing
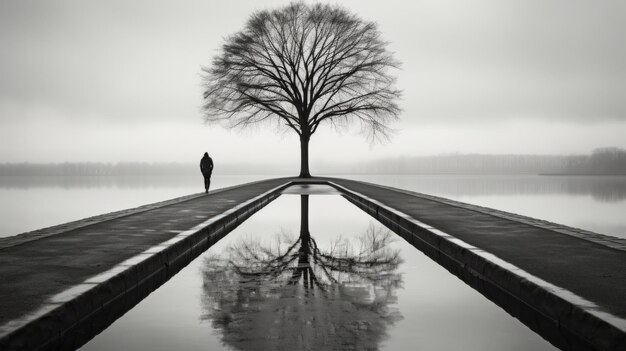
[200,152,214,193]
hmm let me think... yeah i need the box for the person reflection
[201,195,403,351]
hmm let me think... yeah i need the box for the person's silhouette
[200,152,214,193]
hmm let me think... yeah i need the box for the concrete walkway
[328,177,626,350]
[330,178,626,317]
[0,178,290,349]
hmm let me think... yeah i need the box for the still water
[80,188,556,350]
[1,174,625,239]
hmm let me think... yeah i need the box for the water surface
[81,190,557,350]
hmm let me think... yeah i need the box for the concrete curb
[0,180,294,351]
[328,180,626,351]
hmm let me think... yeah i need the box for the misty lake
[0,174,625,240]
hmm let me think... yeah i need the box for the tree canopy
[202,2,400,177]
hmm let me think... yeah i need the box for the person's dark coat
[200,153,214,177]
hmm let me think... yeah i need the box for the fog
[1,0,625,166]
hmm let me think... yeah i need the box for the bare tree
[202,2,401,177]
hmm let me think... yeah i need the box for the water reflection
[2,175,626,203]
[201,195,403,350]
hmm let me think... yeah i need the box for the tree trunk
[299,135,311,178]
[300,195,309,238]
[299,194,311,288]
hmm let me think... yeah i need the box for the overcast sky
[1,0,625,169]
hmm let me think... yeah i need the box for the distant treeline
[563,148,626,175]
[345,148,626,175]
[1,148,625,176]
[0,162,197,176]
[0,162,290,176]
[347,154,567,174]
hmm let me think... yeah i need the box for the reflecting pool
[81,186,556,350]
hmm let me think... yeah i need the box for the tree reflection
[201,195,403,350]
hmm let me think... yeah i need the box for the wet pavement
[329,178,626,318]
[0,178,289,327]
[328,177,626,350]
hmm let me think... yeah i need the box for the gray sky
[1,0,625,168]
